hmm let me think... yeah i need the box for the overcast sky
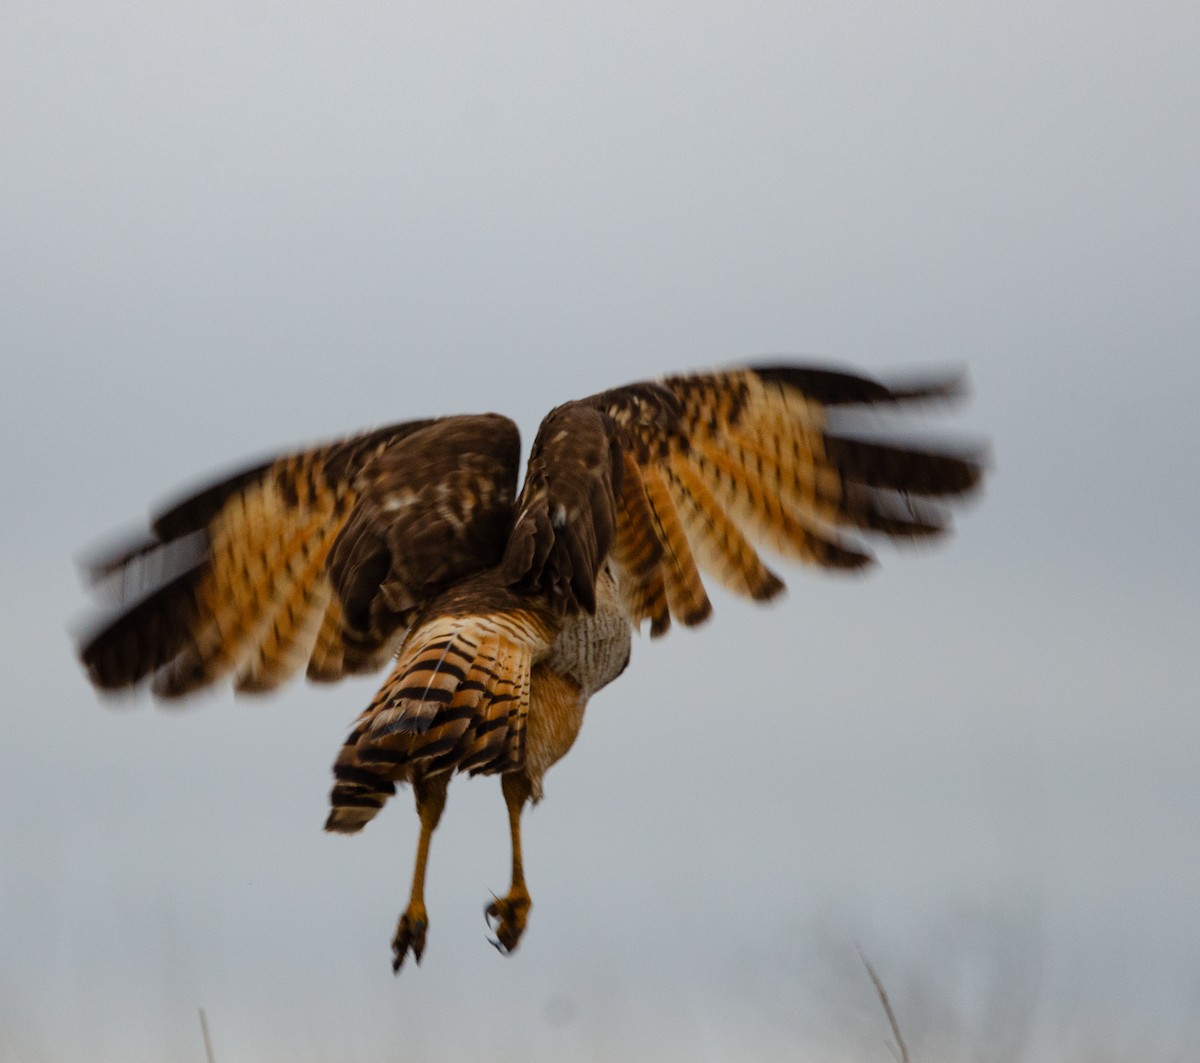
[3,2,1199,1061]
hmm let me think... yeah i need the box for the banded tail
[326,602,553,834]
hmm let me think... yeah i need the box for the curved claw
[483,890,531,955]
[392,910,428,974]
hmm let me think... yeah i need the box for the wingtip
[750,361,972,407]
[881,366,972,404]
[750,571,787,602]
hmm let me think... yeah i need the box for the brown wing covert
[499,404,621,614]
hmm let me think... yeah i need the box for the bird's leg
[485,771,533,954]
[392,772,449,972]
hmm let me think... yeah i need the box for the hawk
[78,363,984,971]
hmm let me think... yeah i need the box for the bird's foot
[484,887,531,954]
[391,902,428,973]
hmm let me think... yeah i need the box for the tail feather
[324,741,396,834]
[325,607,551,834]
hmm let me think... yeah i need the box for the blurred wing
[79,414,521,699]
[502,364,985,634]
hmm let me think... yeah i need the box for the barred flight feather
[638,467,713,626]
[80,416,521,699]
[306,596,352,682]
[235,571,333,693]
[688,438,874,568]
[664,454,785,602]
[608,456,672,635]
[151,478,353,698]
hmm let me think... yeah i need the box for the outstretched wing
[78,414,521,699]
[501,364,985,634]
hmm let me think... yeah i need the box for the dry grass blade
[856,944,910,1063]
[199,1007,216,1063]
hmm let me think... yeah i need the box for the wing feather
[608,454,671,635]
[78,415,521,700]
[499,363,984,636]
[638,466,713,625]
[664,453,784,602]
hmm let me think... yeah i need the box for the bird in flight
[78,362,984,971]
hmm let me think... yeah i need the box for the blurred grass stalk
[858,944,910,1063]
[199,1007,216,1063]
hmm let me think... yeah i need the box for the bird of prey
[78,363,984,971]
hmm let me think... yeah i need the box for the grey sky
[3,2,1199,1060]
